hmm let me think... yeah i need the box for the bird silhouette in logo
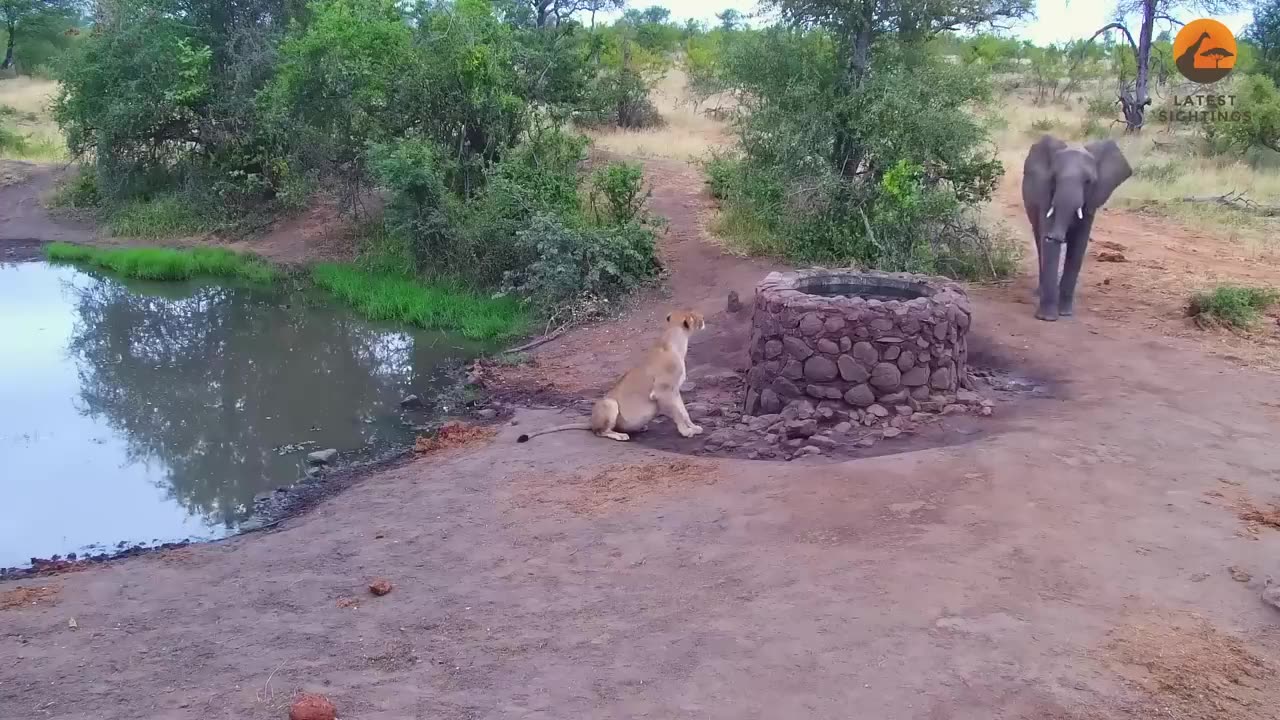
[1175,21,1235,83]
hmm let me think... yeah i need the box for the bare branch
[1155,13,1184,26]
[1086,21,1139,55]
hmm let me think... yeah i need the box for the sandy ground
[4,148,1280,719]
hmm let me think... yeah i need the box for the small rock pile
[692,388,992,461]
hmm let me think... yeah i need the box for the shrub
[1214,74,1280,155]
[500,214,660,306]
[105,195,221,238]
[589,162,650,225]
[1188,284,1280,329]
[50,168,101,208]
[1086,95,1117,118]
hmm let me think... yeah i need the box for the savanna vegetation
[7,0,1280,335]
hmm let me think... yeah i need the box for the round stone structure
[743,269,972,416]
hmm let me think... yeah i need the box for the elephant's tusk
[1076,207,1084,220]
[1045,207,1054,218]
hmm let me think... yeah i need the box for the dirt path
[5,157,1280,719]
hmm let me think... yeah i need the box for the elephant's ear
[1084,139,1132,210]
[1024,134,1067,182]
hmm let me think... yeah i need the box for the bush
[589,162,650,225]
[1188,284,1280,329]
[50,169,101,208]
[1214,74,1280,155]
[500,214,660,305]
[105,195,221,238]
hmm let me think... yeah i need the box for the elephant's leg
[1037,239,1063,321]
[1058,218,1094,317]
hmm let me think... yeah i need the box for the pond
[0,261,488,569]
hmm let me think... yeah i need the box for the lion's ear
[683,317,691,330]
[666,313,672,323]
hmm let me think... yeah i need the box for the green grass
[310,263,527,340]
[44,243,279,283]
[1188,284,1280,330]
[712,203,787,257]
[106,195,220,238]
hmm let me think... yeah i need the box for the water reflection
[0,263,483,566]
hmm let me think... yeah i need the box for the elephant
[1021,134,1132,321]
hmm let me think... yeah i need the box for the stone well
[743,269,972,416]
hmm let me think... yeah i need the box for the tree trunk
[831,0,875,178]
[2,22,15,70]
[1125,0,1156,132]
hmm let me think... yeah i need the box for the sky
[625,0,1254,46]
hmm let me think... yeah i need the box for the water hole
[0,261,488,567]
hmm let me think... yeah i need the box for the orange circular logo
[1174,19,1237,84]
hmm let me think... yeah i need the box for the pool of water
[0,262,488,568]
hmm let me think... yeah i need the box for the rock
[839,337,853,352]
[838,355,870,383]
[902,366,930,386]
[307,449,339,465]
[759,389,782,414]
[1264,580,1280,611]
[798,445,824,457]
[784,438,805,449]
[870,363,902,390]
[930,366,954,390]
[882,427,902,439]
[868,404,890,418]
[793,400,815,419]
[883,345,901,361]
[804,356,839,382]
[727,290,743,312]
[852,341,878,366]
[799,313,825,337]
[933,321,950,341]
[305,467,324,480]
[400,394,422,408]
[979,406,993,417]
[895,405,913,416]
[706,429,740,447]
[844,384,875,407]
[824,316,846,333]
[910,386,932,401]
[771,377,801,399]
[942,404,967,416]
[956,390,982,406]
[686,402,711,419]
[764,433,780,445]
[834,421,853,433]
[816,407,836,421]
[781,359,804,380]
[1229,566,1252,583]
[1096,250,1126,262]
[477,408,498,420]
[785,419,818,438]
[855,437,877,448]
[783,336,814,361]
[809,434,839,449]
[369,579,394,596]
[290,694,337,720]
[910,412,935,423]
[748,414,781,431]
[764,340,783,359]
[816,338,840,355]
[746,450,759,460]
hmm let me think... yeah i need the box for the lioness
[517,310,706,442]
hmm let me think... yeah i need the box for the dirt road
[3,157,1280,719]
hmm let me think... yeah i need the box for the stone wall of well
[743,270,972,416]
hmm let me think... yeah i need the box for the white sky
[620,0,1253,46]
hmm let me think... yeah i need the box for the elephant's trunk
[1037,239,1064,321]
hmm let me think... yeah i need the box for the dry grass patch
[587,68,734,163]
[1106,610,1276,720]
[0,76,67,161]
[0,583,60,611]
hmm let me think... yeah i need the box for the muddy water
[0,262,487,567]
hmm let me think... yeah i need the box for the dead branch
[1179,190,1280,216]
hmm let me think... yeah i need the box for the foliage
[588,161,649,225]
[1188,284,1280,329]
[44,243,278,283]
[105,194,222,238]
[1214,74,1280,154]
[709,29,1011,279]
[1,0,79,71]
[499,214,660,306]
[310,263,527,340]
[1248,0,1280,86]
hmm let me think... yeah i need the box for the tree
[1078,0,1245,132]
[1,0,76,69]
[716,8,745,31]
[761,0,1032,177]
[1245,0,1280,85]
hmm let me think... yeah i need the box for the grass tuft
[1188,284,1280,329]
[44,243,278,283]
[106,195,220,238]
[310,263,526,340]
